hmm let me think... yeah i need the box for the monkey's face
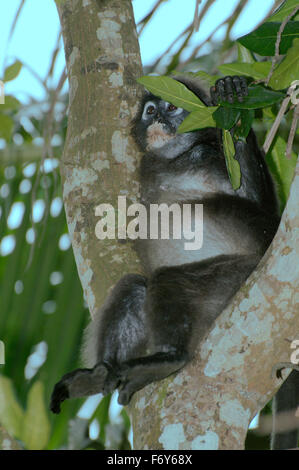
[142,99,186,149]
[132,95,199,159]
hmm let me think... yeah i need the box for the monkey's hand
[271,362,299,380]
[210,76,248,105]
[50,362,118,414]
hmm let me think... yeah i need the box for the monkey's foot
[210,76,248,105]
[50,362,118,414]
[115,351,188,405]
[272,362,299,380]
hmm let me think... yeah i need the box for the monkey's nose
[157,116,163,124]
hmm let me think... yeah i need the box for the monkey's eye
[167,104,177,112]
[142,102,157,120]
[146,105,156,115]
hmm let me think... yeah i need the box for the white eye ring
[165,102,183,115]
[142,101,156,119]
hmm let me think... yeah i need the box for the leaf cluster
[138,0,299,192]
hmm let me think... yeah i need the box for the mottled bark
[56,0,143,316]
[0,426,22,450]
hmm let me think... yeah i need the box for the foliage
[137,1,299,195]
[0,61,22,142]
[238,22,299,56]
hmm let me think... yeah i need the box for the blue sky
[1,0,276,102]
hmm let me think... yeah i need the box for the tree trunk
[56,0,143,317]
[56,0,299,450]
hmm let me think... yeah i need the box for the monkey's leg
[114,264,208,405]
[50,274,147,414]
[116,255,260,405]
[116,351,189,406]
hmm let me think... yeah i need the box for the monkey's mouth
[146,122,175,149]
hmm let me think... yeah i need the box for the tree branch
[130,155,299,450]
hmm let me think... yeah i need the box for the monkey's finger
[232,76,247,102]
[240,77,248,96]
[215,79,226,102]
[210,85,219,105]
[224,76,234,104]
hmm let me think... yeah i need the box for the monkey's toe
[50,382,69,414]
[272,362,299,380]
[118,386,133,406]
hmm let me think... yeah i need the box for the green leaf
[237,44,255,64]
[177,107,217,133]
[137,76,205,112]
[4,60,22,82]
[235,109,255,139]
[22,381,51,450]
[269,38,299,90]
[212,107,240,130]
[218,62,271,80]
[0,114,14,141]
[238,22,299,56]
[252,62,272,78]
[193,71,217,87]
[266,136,298,209]
[0,95,20,111]
[0,376,24,439]
[267,0,299,22]
[219,85,284,109]
[222,130,241,190]
[218,63,256,79]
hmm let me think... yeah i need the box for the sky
[0,0,277,103]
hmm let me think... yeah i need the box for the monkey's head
[131,76,213,160]
[131,90,201,160]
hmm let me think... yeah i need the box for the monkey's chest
[138,208,243,273]
[138,174,256,273]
